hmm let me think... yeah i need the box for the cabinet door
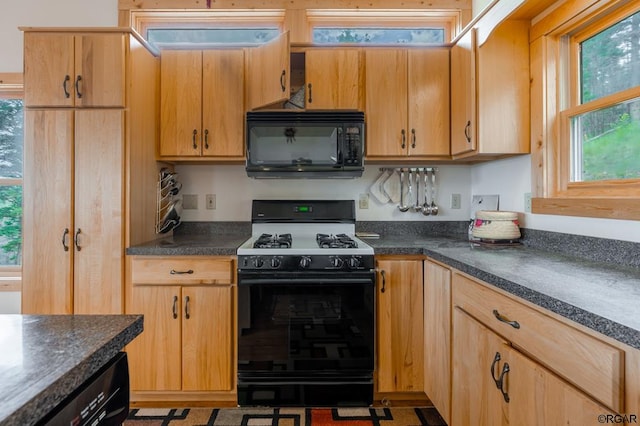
[365,50,408,157]
[73,110,124,314]
[127,285,182,391]
[423,260,451,424]
[23,33,75,107]
[408,49,450,157]
[22,110,74,314]
[182,285,234,391]
[160,50,203,157]
[305,49,361,110]
[376,259,424,393]
[452,308,508,426]
[450,29,477,156]
[247,32,290,110]
[507,345,617,426]
[74,33,126,108]
[202,50,245,158]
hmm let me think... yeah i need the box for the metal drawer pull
[75,75,83,98]
[307,83,313,103]
[401,129,406,149]
[185,295,191,319]
[380,270,386,293]
[204,129,209,149]
[74,228,82,251]
[172,295,178,319]
[62,228,70,251]
[493,309,520,329]
[192,129,198,149]
[62,75,71,98]
[411,128,416,148]
[280,70,286,92]
[490,352,502,389]
[464,120,471,143]
[498,363,510,403]
[170,269,194,275]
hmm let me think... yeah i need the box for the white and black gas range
[237,200,375,407]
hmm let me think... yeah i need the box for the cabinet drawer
[130,256,235,285]
[452,272,623,412]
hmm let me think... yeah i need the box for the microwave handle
[337,127,345,164]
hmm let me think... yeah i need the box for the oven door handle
[238,278,374,286]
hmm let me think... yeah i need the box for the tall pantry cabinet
[21,28,160,314]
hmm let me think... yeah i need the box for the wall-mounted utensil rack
[155,167,182,234]
[370,167,439,214]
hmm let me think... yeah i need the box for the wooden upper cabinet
[247,31,290,110]
[305,49,361,110]
[160,50,203,157]
[450,29,477,157]
[202,50,245,157]
[23,32,126,108]
[451,20,530,159]
[365,48,450,159]
[160,49,245,159]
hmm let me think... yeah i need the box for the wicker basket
[472,210,521,240]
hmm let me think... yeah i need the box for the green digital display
[295,206,311,213]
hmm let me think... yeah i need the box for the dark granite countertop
[0,315,143,426]
[127,227,640,350]
[369,235,640,350]
[126,233,247,256]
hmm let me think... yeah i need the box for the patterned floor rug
[124,407,447,426]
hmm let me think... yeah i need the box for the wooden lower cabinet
[126,256,235,399]
[375,257,424,395]
[452,307,617,425]
[423,259,451,424]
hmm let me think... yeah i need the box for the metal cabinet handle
[411,128,416,148]
[380,270,386,293]
[62,75,71,98]
[204,129,209,150]
[74,228,82,251]
[185,295,191,319]
[498,363,510,403]
[280,70,286,92]
[464,120,471,143]
[493,309,521,329]
[172,295,178,319]
[61,228,70,251]
[490,352,502,389]
[401,129,406,149]
[170,269,194,275]
[192,129,198,149]
[307,83,313,103]
[75,75,83,98]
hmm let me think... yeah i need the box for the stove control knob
[330,256,344,268]
[252,257,264,268]
[270,257,281,269]
[299,256,312,269]
[348,256,361,269]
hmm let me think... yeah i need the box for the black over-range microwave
[245,111,365,178]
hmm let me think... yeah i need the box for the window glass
[570,97,640,182]
[580,9,640,103]
[0,99,23,267]
[312,27,445,44]
[146,27,280,48]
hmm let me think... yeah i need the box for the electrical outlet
[450,193,461,209]
[358,193,369,209]
[524,192,532,213]
[206,194,216,210]
[182,194,198,210]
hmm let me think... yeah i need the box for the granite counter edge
[4,316,143,426]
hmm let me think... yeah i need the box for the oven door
[237,270,375,406]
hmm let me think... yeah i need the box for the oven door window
[238,280,374,376]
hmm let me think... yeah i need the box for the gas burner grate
[254,233,292,249]
[316,233,358,249]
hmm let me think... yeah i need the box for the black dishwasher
[38,352,130,426]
